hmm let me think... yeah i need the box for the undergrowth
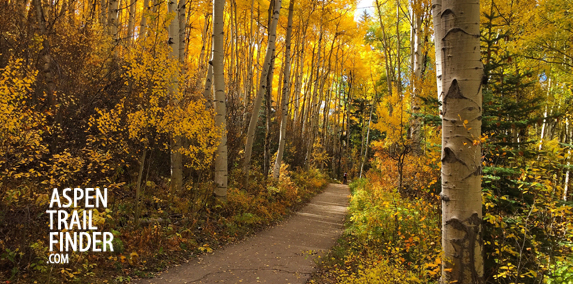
[310,155,442,284]
[0,166,329,283]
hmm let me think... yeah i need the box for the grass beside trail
[309,177,441,284]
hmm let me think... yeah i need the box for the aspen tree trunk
[263,0,275,177]
[300,43,316,139]
[410,0,424,155]
[108,0,119,41]
[100,0,107,25]
[213,0,227,198]
[345,74,352,172]
[178,0,186,61]
[127,0,137,42]
[432,0,443,108]
[243,0,255,121]
[395,0,402,96]
[168,0,184,193]
[359,101,374,178]
[17,0,30,20]
[135,148,147,226]
[243,0,282,176]
[139,0,150,38]
[33,0,57,119]
[33,0,62,157]
[539,78,552,150]
[360,74,378,178]
[375,0,394,105]
[203,63,214,106]
[564,118,570,201]
[434,0,484,283]
[321,37,339,146]
[263,56,275,177]
[305,25,324,169]
[200,13,213,107]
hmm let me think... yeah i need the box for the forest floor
[134,183,350,284]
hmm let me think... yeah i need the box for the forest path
[136,183,350,284]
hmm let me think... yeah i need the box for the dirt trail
[136,183,349,284]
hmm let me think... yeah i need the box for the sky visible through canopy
[355,0,375,21]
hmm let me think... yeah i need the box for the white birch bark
[213,0,228,198]
[435,0,484,282]
[243,0,282,175]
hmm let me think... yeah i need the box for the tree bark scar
[444,27,473,38]
[446,213,483,283]
[441,9,456,32]
[463,166,482,180]
[443,79,467,115]
[442,147,467,167]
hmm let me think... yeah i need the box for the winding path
[136,183,349,284]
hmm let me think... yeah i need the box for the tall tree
[168,0,183,193]
[213,0,228,198]
[410,0,424,155]
[434,0,484,283]
[243,0,282,177]
[272,0,295,180]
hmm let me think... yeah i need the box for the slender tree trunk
[139,0,149,38]
[168,0,183,193]
[564,118,570,201]
[432,0,443,110]
[434,0,484,282]
[203,63,214,106]
[213,0,228,198]
[395,0,402,96]
[178,0,186,62]
[33,0,56,109]
[17,0,31,20]
[410,0,424,155]
[345,73,352,173]
[108,0,119,41]
[360,81,377,178]
[539,77,552,150]
[127,0,137,42]
[243,0,282,176]
[375,0,394,114]
[263,55,275,177]
[135,148,147,226]
[243,0,255,126]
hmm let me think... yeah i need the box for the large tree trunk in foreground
[213,0,228,198]
[434,0,484,283]
[272,0,295,180]
[243,0,282,176]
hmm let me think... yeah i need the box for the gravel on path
[136,183,350,284]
